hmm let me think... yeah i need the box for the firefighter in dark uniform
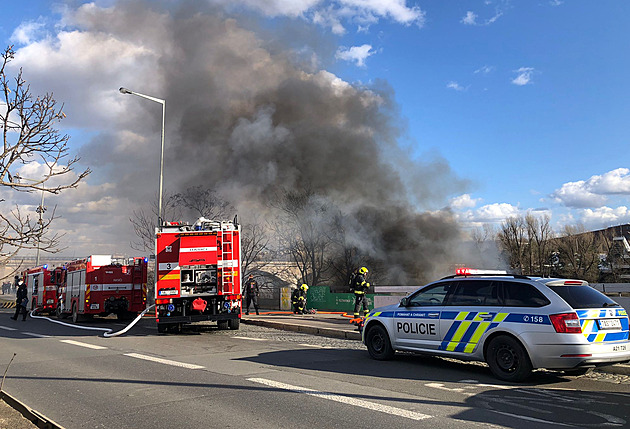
[292,284,309,314]
[243,274,260,315]
[351,267,370,318]
[11,279,28,321]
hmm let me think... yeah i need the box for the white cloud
[10,20,47,45]
[450,194,481,210]
[587,168,630,194]
[446,81,466,91]
[461,9,502,26]
[551,168,630,208]
[512,67,535,86]
[551,180,607,208]
[474,65,494,74]
[335,44,375,67]
[580,206,630,229]
[461,11,477,25]
[475,203,520,221]
[210,0,425,33]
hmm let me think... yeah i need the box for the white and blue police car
[362,269,630,381]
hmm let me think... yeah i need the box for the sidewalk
[241,310,362,340]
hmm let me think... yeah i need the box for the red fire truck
[154,217,242,333]
[58,255,148,323]
[23,265,65,315]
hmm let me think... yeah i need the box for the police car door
[439,279,502,354]
[393,282,453,350]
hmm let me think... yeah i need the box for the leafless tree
[524,213,553,276]
[130,187,235,252]
[240,216,271,278]
[173,186,233,219]
[270,188,333,287]
[129,193,182,252]
[554,224,601,282]
[497,216,527,274]
[0,45,90,271]
[326,210,371,291]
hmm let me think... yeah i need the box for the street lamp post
[35,188,46,266]
[119,87,166,231]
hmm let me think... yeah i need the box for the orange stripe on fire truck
[159,273,180,281]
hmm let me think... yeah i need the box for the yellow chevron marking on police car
[582,319,594,335]
[594,332,607,342]
[468,322,491,345]
[366,312,381,320]
[494,312,509,322]
[449,312,510,353]
[446,312,471,351]
[587,309,600,318]
[619,309,627,316]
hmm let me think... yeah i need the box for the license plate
[597,319,621,330]
[612,344,627,352]
[90,304,100,310]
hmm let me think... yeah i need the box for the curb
[241,318,362,341]
[0,391,65,429]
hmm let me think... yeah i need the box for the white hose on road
[28,304,156,337]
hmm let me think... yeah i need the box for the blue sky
[2,1,629,255]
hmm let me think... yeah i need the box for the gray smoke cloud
[72,0,470,284]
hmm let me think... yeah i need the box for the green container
[306,285,374,312]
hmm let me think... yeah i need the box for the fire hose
[28,304,156,338]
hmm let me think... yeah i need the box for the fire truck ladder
[219,227,235,293]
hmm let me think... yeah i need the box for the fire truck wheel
[157,324,168,334]
[217,320,229,330]
[228,319,240,330]
[56,305,63,319]
[71,303,80,324]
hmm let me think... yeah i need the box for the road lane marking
[232,336,268,341]
[425,383,474,396]
[247,378,432,421]
[60,340,107,350]
[298,343,334,349]
[24,332,51,338]
[0,326,18,331]
[124,353,205,369]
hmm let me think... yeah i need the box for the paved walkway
[241,310,362,340]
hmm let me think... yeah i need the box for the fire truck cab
[59,255,148,323]
[24,265,65,315]
[155,217,242,333]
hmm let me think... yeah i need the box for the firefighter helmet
[300,284,309,291]
[359,267,368,274]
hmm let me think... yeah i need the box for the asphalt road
[0,308,629,429]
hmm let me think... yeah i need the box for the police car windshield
[548,285,619,309]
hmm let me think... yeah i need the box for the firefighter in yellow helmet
[350,267,370,318]
[292,283,309,314]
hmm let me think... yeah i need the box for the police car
[362,269,630,381]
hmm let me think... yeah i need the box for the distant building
[596,224,630,282]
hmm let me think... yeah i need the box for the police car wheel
[366,325,394,360]
[217,320,229,330]
[486,335,532,382]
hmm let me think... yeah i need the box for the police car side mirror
[400,297,410,307]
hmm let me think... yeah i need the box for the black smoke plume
[79,1,470,284]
